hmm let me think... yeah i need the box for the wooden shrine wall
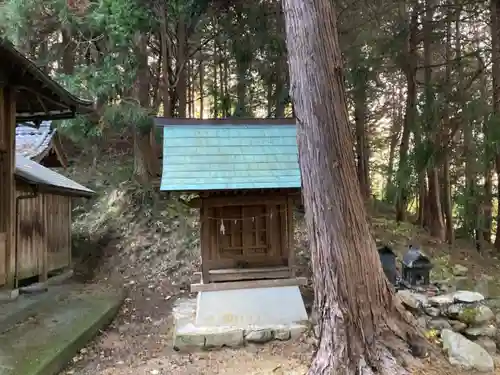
[200,194,295,276]
[16,182,72,281]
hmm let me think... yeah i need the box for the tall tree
[282,0,423,373]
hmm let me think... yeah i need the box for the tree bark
[353,65,371,200]
[385,78,402,203]
[422,0,445,240]
[159,4,172,117]
[199,58,205,118]
[396,3,418,222]
[282,0,422,373]
[492,0,500,250]
[176,16,188,118]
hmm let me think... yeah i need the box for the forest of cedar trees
[3,0,500,371]
[4,0,500,250]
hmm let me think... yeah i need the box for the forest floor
[58,152,500,375]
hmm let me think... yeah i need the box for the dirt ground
[60,275,312,375]
[61,169,500,374]
[59,275,500,375]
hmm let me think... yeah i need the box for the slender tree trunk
[213,40,219,118]
[61,27,75,75]
[396,5,418,222]
[275,1,288,118]
[133,33,155,181]
[199,58,204,118]
[187,60,193,117]
[441,0,454,243]
[491,0,500,249]
[160,5,172,117]
[385,80,402,203]
[354,67,371,200]
[282,0,423,373]
[176,17,187,118]
[422,0,445,240]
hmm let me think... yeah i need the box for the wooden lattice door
[210,203,288,269]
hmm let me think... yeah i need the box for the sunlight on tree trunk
[281,0,424,373]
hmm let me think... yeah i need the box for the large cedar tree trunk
[282,0,423,373]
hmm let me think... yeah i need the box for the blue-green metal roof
[159,122,301,191]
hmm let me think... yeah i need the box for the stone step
[0,284,74,335]
[0,284,124,375]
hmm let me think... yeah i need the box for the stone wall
[397,288,497,372]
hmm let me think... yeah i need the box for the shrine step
[194,266,292,282]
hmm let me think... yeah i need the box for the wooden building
[155,118,305,292]
[16,121,68,168]
[0,38,93,289]
[15,155,93,285]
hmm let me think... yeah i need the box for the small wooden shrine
[156,118,305,292]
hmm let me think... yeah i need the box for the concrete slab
[173,297,308,351]
[0,285,124,375]
[196,286,308,327]
[0,284,72,334]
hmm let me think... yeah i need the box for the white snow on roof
[15,154,93,196]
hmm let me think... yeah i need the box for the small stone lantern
[378,245,397,285]
[401,245,433,286]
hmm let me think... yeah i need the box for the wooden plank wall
[16,185,44,279]
[15,184,72,281]
[45,194,71,272]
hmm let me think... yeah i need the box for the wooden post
[200,202,210,283]
[3,88,16,288]
[68,197,72,270]
[40,194,49,282]
[287,196,295,277]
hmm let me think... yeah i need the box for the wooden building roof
[0,38,93,121]
[15,154,93,197]
[155,118,301,191]
[16,121,67,168]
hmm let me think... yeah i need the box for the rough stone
[424,307,441,317]
[464,324,497,338]
[475,337,497,355]
[447,303,462,317]
[245,329,274,343]
[428,319,452,331]
[397,290,427,309]
[496,313,500,325]
[450,320,468,333]
[454,291,485,304]
[454,305,494,325]
[429,294,454,306]
[474,276,494,299]
[204,328,245,348]
[452,265,469,277]
[173,327,207,349]
[471,305,494,324]
[0,289,19,302]
[289,323,308,339]
[274,328,291,341]
[441,329,494,372]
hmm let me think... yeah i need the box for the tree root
[308,298,429,375]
